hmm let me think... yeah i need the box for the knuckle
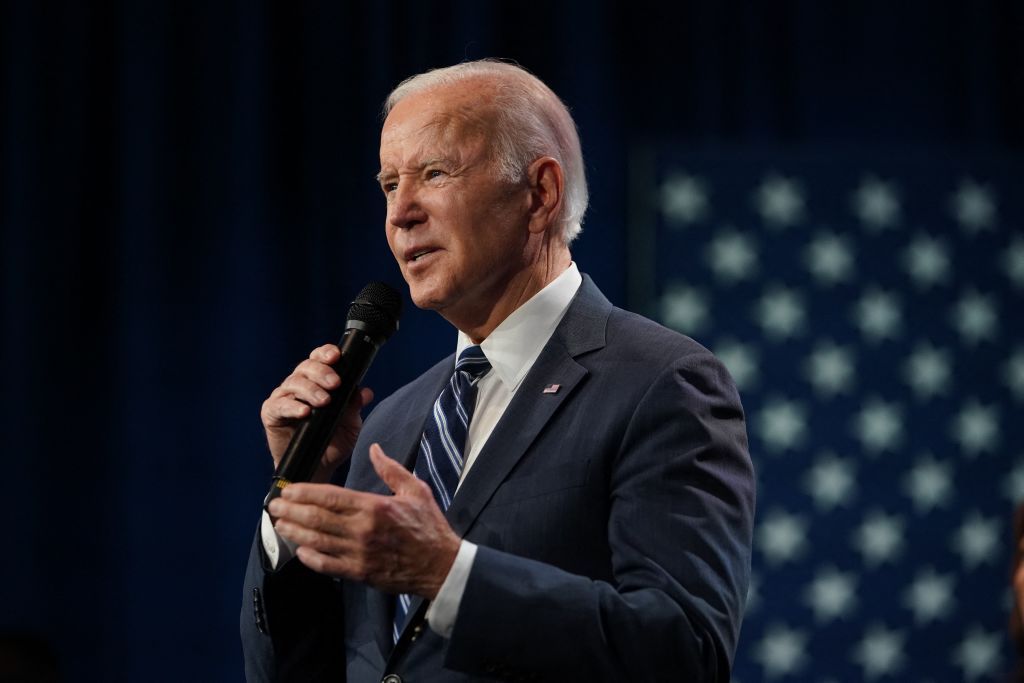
[306,553,325,573]
[307,508,328,528]
[370,499,392,526]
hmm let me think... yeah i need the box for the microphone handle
[263,327,380,510]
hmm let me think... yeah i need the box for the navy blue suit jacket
[241,276,755,682]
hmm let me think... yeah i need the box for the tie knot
[455,345,491,380]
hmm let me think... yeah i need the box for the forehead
[379,83,495,167]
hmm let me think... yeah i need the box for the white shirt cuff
[425,540,478,638]
[260,509,298,570]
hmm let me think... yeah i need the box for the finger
[269,497,354,539]
[356,386,375,409]
[274,518,350,554]
[278,375,334,407]
[370,443,422,497]
[296,545,365,580]
[294,359,342,390]
[263,396,313,423]
[310,344,341,364]
[281,482,368,513]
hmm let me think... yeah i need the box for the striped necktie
[393,345,491,642]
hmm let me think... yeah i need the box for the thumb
[369,443,420,496]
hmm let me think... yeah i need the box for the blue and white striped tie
[393,345,491,642]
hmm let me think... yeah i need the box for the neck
[453,243,571,344]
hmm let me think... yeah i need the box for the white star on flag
[660,173,710,226]
[952,625,1003,681]
[705,228,758,283]
[950,178,997,233]
[902,567,956,624]
[851,624,906,680]
[660,284,709,333]
[804,231,855,285]
[713,339,759,390]
[752,623,809,678]
[852,510,905,568]
[950,399,999,457]
[851,398,904,455]
[754,173,806,228]
[757,509,809,566]
[803,566,858,622]
[902,343,952,400]
[950,512,1001,570]
[902,233,951,288]
[853,288,902,343]
[852,175,901,230]
[756,398,808,453]
[803,341,855,397]
[950,289,998,345]
[803,452,857,510]
[755,286,807,340]
[902,454,954,513]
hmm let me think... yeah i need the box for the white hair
[384,59,588,245]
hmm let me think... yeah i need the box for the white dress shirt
[261,262,583,638]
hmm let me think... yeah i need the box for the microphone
[264,281,403,509]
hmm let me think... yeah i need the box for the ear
[525,156,564,236]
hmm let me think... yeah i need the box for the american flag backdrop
[629,147,1024,681]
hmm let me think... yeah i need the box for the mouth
[405,247,439,264]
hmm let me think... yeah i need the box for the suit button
[381,675,402,683]
[252,588,268,635]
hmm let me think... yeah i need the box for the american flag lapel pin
[542,383,561,394]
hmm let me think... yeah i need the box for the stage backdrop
[633,145,1022,681]
[1,2,1021,681]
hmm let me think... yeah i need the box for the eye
[382,181,398,194]
[426,169,446,180]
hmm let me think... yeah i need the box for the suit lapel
[444,345,587,538]
[445,275,610,539]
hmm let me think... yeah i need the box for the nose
[387,181,427,231]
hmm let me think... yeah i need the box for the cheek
[385,226,404,262]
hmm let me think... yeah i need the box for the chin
[403,271,460,310]
[406,285,449,312]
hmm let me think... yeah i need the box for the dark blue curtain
[2,2,1021,681]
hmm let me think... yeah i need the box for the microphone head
[346,281,403,341]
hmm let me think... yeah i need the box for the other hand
[267,443,461,599]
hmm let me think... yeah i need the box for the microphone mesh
[347,281,403,338]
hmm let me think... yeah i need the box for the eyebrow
[375,157,453,184]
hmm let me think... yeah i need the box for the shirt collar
[456,262,582,391]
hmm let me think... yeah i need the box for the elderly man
[241,60,755,682]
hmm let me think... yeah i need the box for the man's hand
[267,443,461,599]
[260,344,374,482]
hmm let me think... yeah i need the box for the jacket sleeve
[239,524,347,682]
[443,351,755,682]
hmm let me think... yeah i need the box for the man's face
[378,82,533,326]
